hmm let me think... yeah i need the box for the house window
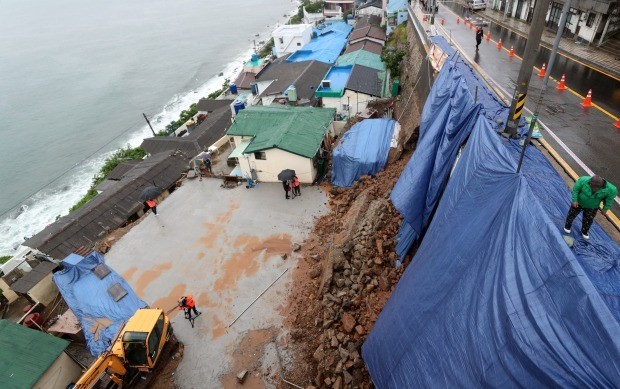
[586,13,595,27]
[279,37,284,44]
[254,152,267,160]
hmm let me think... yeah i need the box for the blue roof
[386,0,408,13]
[288,21,353,64]
[315,66,352,97]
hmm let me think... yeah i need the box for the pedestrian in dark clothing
[476,27,483,50]
[292,176,301,197]
[146,199,158,216]
[563,175,617,240]
[205,158,212,174]
[178,294,201,319]
[283,180,291,199]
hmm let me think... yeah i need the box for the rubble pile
[285,153,414,389]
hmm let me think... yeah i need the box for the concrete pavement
[105,178,328,388]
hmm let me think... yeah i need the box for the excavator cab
[73,309,173,388]
[114,309,170,371]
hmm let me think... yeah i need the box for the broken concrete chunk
[236,370,248,384]
[341,313,356,333]
[281,253,288,260]
[292,243,301,251]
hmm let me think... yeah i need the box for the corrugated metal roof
[227,106,335,158]
[0,320,69,389]
[24,152,189,259]
[106,160,141,181]
[344,40,384,55]
[233,72,256,90]
[141,106,232,156]
[348,26,386,43]
[346,65,387,97]
[9,261,59,294]
[336,50,386,71]
[196,98,233,113]
[256,60,330,103]
[287,21,353,64]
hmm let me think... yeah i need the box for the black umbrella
[139,186,161,202]
[277,169,296,181]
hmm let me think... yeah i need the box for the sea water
[0,0,298,255]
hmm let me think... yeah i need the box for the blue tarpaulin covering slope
[53,252,147,356]
[332,118,396,187]
[362,36,620,387]
[363,118,620,387]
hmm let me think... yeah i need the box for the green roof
[0,320,69,389]
[227,106,336,158]
[335,51,386,71]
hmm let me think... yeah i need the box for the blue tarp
[332,119,396,187]
[287,21,353,64]
[53,252,147,356]
[362,36,620,386]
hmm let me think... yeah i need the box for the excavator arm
[73,352,128,388]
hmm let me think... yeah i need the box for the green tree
[70,146,147,212]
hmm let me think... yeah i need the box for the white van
[467,0,487,11]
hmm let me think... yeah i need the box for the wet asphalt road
[428,1,620,212]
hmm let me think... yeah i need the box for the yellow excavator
[71,308,179,388]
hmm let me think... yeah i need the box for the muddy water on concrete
[198,202,240,249]
[150,283,187,317]
[220,327,278,389]
[122,266,138,282]
[210,314,228,340]
[133,261,173,297]
[212,234,292,292]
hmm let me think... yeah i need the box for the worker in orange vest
[178,294,200,319]
[146,199,157,216]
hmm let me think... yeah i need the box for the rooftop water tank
[287,85,298,102]
[233,100,246,115]
[250,83,258,95]
[229,83,238,94]
[251,53,259,62]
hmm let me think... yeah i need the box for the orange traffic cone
[614,119,620,129]
[580,89,593,108]
[486,31,491,41]
[497,39,502,49]
[457,17,460,24]
[509,46,515,57]
[538,63,546,78]
[557,74,567,90]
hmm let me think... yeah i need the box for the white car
[467,0,487,11]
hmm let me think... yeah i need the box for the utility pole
[503,0,553,137]
[142,113,156,136]
[516,0,572,172]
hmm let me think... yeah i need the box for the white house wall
[233,136,317,183]
[322,90,375,117]
[272,25,313,57]
[357,7,383,17]
[34,352,83,389]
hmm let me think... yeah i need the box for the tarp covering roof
[332,118,396,187]
[0,319,69,389]
[336,50,386,71]
[53,252,147,356]
[362,36,620,387]
[287,21,353,64]
[227,106,335,158]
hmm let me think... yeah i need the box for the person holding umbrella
[278,169,296,200]
[139,185,162,216]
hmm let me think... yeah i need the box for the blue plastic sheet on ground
[363,36,620,387]
[53,252,147,356]
[332,118,396,187]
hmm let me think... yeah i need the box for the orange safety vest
[179,294,195,309]
[146,199,156,208]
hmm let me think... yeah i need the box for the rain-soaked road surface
[424,1,620,212]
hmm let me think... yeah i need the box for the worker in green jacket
[564,175,617,240]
